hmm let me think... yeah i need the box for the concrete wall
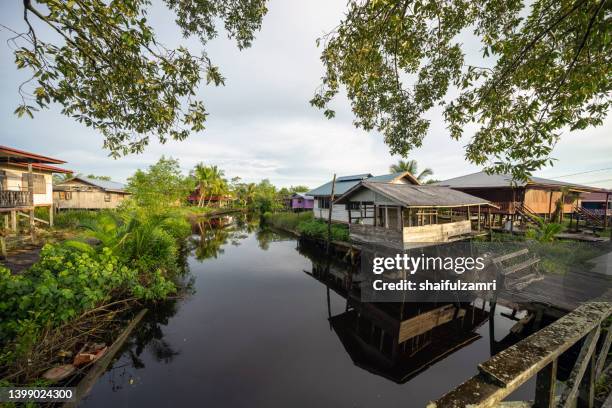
[1,164,53,206]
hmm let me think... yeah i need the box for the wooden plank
[558,327,600,408]
[602,386,612,408]
[578,349,596,408]
[399,304,465,343]
[478,304,609,389]
[534,359,557,408]
[428,303,612,408]
[595,326,612,378]
[502,257,539,276]
[492,248,530,264]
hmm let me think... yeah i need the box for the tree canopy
[9,0,267,156]
[312,0,611,180]
[126,156,194,208]
[389,159,433,182]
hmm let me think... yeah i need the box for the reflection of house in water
[302,257,489,384]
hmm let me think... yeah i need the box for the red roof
[0,145,66,164]
[9,162,73,174]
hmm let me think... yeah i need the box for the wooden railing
[428,301,612,408]
[0,190,32,208]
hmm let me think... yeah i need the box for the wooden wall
[54,190,127,209]
[0,164,54,206]
[524,187,577,214]
[402,220,471,243]
[454,187,519,214]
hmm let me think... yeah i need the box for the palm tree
[191,164,227,207]
[389,159,433,182]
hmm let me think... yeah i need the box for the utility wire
[575,178,612,185]
[549,167,612,179]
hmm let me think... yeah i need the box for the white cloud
[0,0,610,189]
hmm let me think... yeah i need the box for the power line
[576,178,612,185]
[549,167,612,179]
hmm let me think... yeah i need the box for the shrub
[54,210,114,229]
[263,211,313,232]
[296,218,349,242]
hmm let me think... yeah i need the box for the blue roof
[336,173,372,182]
[367,172,408,183]
[308,171,422,197]
[307,174,372,197]
[74,176,127,192]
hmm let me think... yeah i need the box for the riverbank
[0,205,199,387]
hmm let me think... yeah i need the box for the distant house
[433,171,602,220]
[54,176,130,210]
[187,188,232,207]
[335,181,492,247]
[0,145,72,228]
[307,172,420,223]
[580,191,611,216]
[290,193,314,212]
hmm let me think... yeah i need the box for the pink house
[290,193,314,211]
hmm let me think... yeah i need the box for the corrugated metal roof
[67,176,127,192]
[336,173,372,182]
[307,174,372,197]
[292,192,314,200]
[433,171,599,191]
[367,172,405,182]
[336,182,491,207]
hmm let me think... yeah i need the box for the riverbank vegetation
[0,157,303,385]
[0,206,191,382]
[262,212,349,242]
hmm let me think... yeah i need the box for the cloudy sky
[1,0,611,189]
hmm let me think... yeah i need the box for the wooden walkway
[500,270,612,312]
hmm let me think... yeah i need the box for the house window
[59,191,72,200]
[104,192,111,202]
[318,197,330,209]
[346,201,360,210]
[22,173,46,194]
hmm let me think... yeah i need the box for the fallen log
[63,308,147,408]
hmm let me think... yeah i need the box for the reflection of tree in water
[188,214,266,260]
[126,301,182,368]
[255,227,294,250]
[102,301,184,391]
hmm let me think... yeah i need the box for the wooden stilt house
[334,181,493,248]
[0,145,71,231]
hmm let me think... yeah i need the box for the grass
[262,211,350,242]
[262,211,313,232]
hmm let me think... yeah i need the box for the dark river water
[82,216,535,407]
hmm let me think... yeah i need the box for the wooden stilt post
[27,162,35,242]
[605,192,610,229]
[477,205,481,231]
[384,206,389,228]
[10,210,17,232]
[534,359,558,408]
[326,174,336,255]
[48,205,54,227]
[0,235,6,259]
